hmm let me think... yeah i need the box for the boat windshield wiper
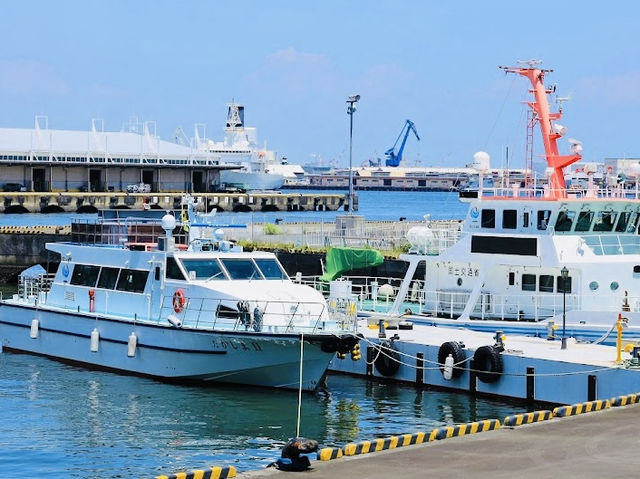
[205,272,224,282]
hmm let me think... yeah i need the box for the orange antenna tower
[499,63,582,199]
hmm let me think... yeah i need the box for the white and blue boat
[0,199,359,390]
[339,64,640,346]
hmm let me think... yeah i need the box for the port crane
[384,120,420,167]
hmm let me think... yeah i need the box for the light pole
[561,266,569,350]
[346,94,360,212]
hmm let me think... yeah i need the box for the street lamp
[561,266,569,350]
[346,94,360,212]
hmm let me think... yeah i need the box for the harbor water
[0,191,523,477]
[0,190,469,226]
[0,351,528,478]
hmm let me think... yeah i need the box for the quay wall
[0,191,347,214]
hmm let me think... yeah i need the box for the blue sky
[1,1,639,170]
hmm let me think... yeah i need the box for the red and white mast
[500,63,582,199]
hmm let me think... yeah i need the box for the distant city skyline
[1,1,639,171]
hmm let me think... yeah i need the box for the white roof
[0,127,200,158]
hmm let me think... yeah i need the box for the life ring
[173,289,187,313]
[472,345,503,383]
[374,340,401,377]
[437,341,466,378]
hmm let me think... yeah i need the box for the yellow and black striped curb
[342,432,428,457]
[503,410,553,427]
[611,393,640,407]
[317,447,344,461]
[553,399,611,418]
[430,419,501,440]
[155,465,236,479]
[0,225,68,234]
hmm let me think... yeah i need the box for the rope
[352,333,624,378]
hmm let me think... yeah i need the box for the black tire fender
[437,341,466,378]
[472,345,503,383]
[374,340,401,377]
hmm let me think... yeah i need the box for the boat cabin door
[504,268,523,319]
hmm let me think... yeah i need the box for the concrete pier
[0,191,347,213]
[240,403,640,478]
[331,321,640,404]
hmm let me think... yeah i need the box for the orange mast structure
[499,64,582,199]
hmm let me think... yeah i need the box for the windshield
[220,259,263,280]
[181,259,227,280]
[254,258,288,280]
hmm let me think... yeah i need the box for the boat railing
[70,218,188,247]
[156,294,358,334]
[469,184,640,201]
[300,277,640,320]
[295,274,405,305]
[17,273,56,302]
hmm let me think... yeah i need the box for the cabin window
[539,275,554,293]
[166,257,186,280]
[575,210,594,232]
[522,212,530,228]
[220,259,263,280]
[481,209,495,228]
[180,259,226,281]
[97,267,119,289]
[615,212,631,233]
[634,265,640,274]
[630,213,640,233]
[70,264,100,287]
[508,272,515,286]
[554,210,575,232]
[593,211,617,232]
[557,276,572,293]
[254,259,288,280]
[502,210,517,229]
[537,210,551,230]
[116,269,148,293]
[522,274,536,291]
[610,281,619,291]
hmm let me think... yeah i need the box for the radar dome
[162,213,176,232]
[628,163,640,178]
[472,151,490,173]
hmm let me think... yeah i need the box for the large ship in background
[198,103,287,190]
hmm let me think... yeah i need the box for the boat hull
[220,171,285,190]
[0,304,348,390]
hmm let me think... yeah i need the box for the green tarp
[319,247,384,282]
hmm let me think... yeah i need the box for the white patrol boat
[0,199,359,390]
[367,64,640,345]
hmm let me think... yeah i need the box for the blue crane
[384,120,420,167]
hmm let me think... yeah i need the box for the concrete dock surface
[242,403,640,478]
